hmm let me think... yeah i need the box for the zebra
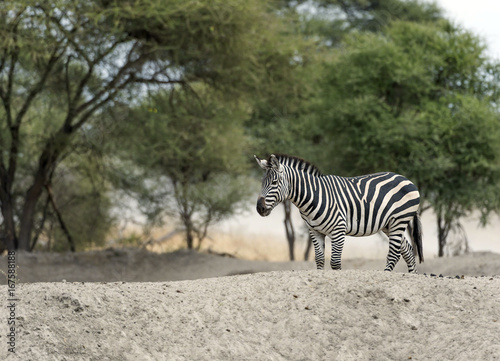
[254,153,423,273]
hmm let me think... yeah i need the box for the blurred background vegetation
[1,0,499,258]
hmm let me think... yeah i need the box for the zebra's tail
[410,213,424,263]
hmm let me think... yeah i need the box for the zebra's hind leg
[309,229,326,270]
[401,236,417,273]
[381,227,402,272]
[384,235,402,272]
[384,218,415,272]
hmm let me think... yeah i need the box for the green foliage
[97,0,302,97]
[245,8,322,159]
[41,178,114,252]
[413,96,500,220]
[294,0,444,45]
[111,87,252,248]
[23,140,115,252]
[122,88,248,178]
[249,0,445,161]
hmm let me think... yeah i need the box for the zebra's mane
[272,154,323,177]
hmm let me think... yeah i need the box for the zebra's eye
[271,179,278,185]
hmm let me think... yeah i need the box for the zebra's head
[254,154,289,217]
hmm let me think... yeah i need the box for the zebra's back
[331,172,420,237]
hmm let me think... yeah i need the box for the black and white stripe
[255,154,423,273]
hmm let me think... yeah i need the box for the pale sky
[431,0,500,60]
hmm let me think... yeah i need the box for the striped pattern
[255,154,423,273]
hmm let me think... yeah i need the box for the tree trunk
[186,226,194,249]
[0,199,18,250]
[31,193,51,251]
[437,212,451,257]
[46,184,75,252]
[17,132,70,251]
[182,209,195,249]
[17,174,45,251]
[304,234,313,261]
[284,200,295,261]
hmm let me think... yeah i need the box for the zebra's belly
[345,228,381,237]
[300,212,383,237]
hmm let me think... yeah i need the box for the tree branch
[45,183,76,252]
[39,3,130,124]
[1,48,19,188]
[0,6,26,119]
[14,45,65,127]
[133,75,185,85]
[67,38,125,115]
[4,44,65,193]
[0,166,8,201]
[31,192,51,251]
[71,74,136,131]
[65,54,73,109]
[37,4,92,65]
[4,45,19,129]
[69,42,143,127]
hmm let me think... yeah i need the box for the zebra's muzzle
[256,197,271,217]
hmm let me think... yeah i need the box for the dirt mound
[2,269,499,360]
[2,251,500,360]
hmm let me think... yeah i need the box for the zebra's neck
[285,165,325,213]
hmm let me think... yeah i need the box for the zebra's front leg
[330,229,346,270]
[309,229,326,270]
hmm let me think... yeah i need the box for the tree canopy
[0,0,313,251]
[110,86,252,249]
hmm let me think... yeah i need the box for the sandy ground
[1,249,500,360]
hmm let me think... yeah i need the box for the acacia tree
[111,87,252,249]
[317,21,500,256]
[0,0,286,251]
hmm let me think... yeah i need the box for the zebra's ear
[270,154,283,172]
[254,155,269,170]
